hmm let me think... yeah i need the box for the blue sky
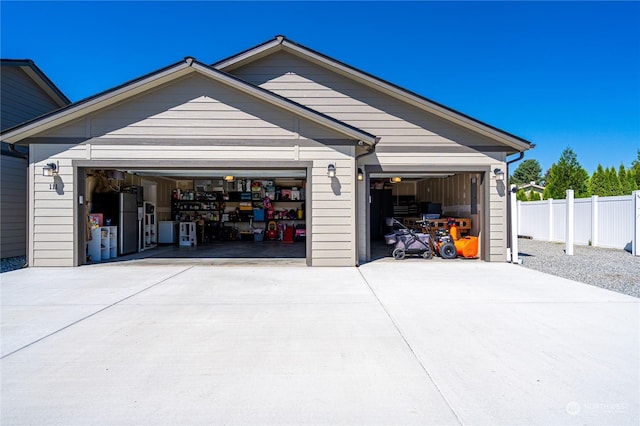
[1,1,638,175]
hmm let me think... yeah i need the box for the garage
[83,168,309,263]
[1,36,531,268]
[367,171,485,260]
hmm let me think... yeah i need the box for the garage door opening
[82,168,308,264]
[368,172,484,261]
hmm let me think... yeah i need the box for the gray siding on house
[1,66,62,131]
[1,64,65,260]
[0,154,27,258]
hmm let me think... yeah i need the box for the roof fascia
[191,61,376,145]
[212,37,283,70]
[1,59,70,106]
[1,61,192,143]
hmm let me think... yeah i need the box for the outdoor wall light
[223,175,235,182]
[42,161,59,177]
[357,168,364,181]
[327,164,336,178]
[390,176,402,183]
[494,168,505,181]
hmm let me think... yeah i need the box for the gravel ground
[3,242,639,297]
[1,256,27,273]
[518,238,640,298]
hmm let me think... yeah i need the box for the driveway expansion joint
[357,268,464,426]
[0,266,194,360]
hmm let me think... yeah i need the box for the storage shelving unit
[87,226,117,262]
[171,180,306,242]
[142,201,157,250]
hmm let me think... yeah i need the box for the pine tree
[589,165,607,196]
[606,166,622,196]
[620,164,638,195]
[543,147,590,199]
[511,159,542,186]
[516,189,528,201]
[632,150,640,187]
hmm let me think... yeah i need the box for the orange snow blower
[448,219,479,259]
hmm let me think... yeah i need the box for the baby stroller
[384,218,433,260]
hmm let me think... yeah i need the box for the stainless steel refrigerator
[119,193,139,255]
[91,192,139,255]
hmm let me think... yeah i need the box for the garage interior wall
[413,173,482,237]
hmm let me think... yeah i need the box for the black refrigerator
[91,192,140,255]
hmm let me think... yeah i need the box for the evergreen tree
[620,164,638,195]
[589,165,608,196]
[606,166,622,196]
[528,191,542,201]
[543,147,590,199]
[632,150,640,187]
[516,189,528,202]
[511,159,542,186]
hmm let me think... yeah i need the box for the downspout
[354,137,380,266]
[506,151,525,263]
[8,143,30,268]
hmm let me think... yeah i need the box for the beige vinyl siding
[488,165,508,261]
[0,155,27,258]
[29,145,77,266]
[40,74,346,141]
[306,154,355,266]
[231,51,502,149]
[0,66,62,130]
[28,139,356,267]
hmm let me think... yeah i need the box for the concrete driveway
[1,260,638,425]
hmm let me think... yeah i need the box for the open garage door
[81,167,308,265]
[368,171,485,261]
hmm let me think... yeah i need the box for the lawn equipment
[430,218,479,259]
[384,218,432,260]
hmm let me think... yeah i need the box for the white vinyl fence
[517,190,640,255]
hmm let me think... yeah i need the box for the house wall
[1,65,65,260]
[0,66,62,130]
[231,51,510,261]
[1,153,27,258]
[231,51,506,149]
[27,73,358,266]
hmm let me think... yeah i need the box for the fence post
[510,185,519,263]
[566,190,574,255]
[517,199,522,236]
[548,198,554,241]
[591,195,598,247]
[634,190,640,256]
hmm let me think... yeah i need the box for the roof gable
[1,57,376,145]
[39,72,354,142]
[1,59,70,107]
[214,36,533,152]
